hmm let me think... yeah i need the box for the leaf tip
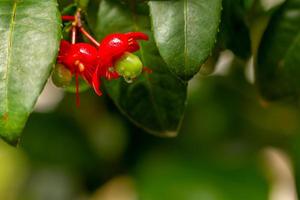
[0,135,20,147]
[160,131,178,138]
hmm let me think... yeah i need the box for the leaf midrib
[4,1,17,119]
[129,0,165,131]
[183,0,188,80]
[283,31,300,62]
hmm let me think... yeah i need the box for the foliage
[0,0,61,144]
[0,0,300,199]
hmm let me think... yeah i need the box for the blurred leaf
[289,137,300,196]
[76,0,90,9]
[20,113,100,174]
[60,3,78,15]
[149,0,222,80]
[135,149,268,200]
[199,50,220,75]
[244,0,255,9]
[218,0,252,59]
[90,176,137,200]
[58,0,68,10]
[61,92,130,162]
[0,0,61,144]
[86,0,101,28]
[184,59,300,150]
[260,0,287,12]
[0,140,28,200]
[94,0,188,137]
[20,169,80,200]
[256,0,300,100]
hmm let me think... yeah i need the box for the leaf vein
[184,0,188,79]
[4,1,18,116]
[130,0,165,130]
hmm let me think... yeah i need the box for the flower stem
[62,16,75,21]
[79,27,100,47]
[71,25,77,44]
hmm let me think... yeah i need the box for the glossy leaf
[0,0,61,144]
[256,0,300,100]
[149,0,222,80]
[94,0,187,137]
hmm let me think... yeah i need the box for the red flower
[57,32,149,98]
[91,32,149,95]
[58,40,98,85]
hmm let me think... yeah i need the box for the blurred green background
[1,57,300,200]
[1,0,300,199]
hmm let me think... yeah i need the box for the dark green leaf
[86,0,101,28]
[94,0,187,137]
[149,0,222,80]
[256,0,300,100]
[0,0,61,144]
[58,0,72,10]
[218,0,252,59]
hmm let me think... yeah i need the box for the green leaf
[148,0,222,80]
[94,0,187,137]
[75,0,90,9]
[0,0,61,144]
[256,0,300,100]
[218,0,252,59]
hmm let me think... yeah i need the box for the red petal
[59,40,71,54]
[57,40,71,63]
[125,32,149,41]
[92,67,103,96]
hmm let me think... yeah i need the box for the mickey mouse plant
[0,0,223,145]
[55,10,150,106]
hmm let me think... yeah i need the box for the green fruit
[115,52,143,82]
[52,63,72,87]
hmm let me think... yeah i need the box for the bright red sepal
[57,32,149,98]
[98,32,149,61]
[57,40,71,63]
[95,32,149,81]
[92,32,148,94]
[57,40,101,95]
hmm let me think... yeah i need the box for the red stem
[62,16,75,21]
[63,12,99,47]
[79,27,100,47]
